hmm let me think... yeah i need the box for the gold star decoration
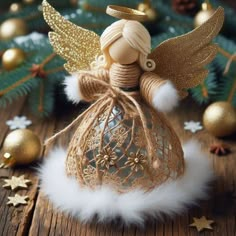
[0,162,8,169]
[3,175,31,190]
[190,216,214,232]
[7,194,29,207]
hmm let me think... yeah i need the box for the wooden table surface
[0,97,235,236]
[1,0,236,235]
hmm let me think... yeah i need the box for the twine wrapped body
[63,63,185,193]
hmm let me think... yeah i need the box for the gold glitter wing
[42,0,102,73]
[149,7,224,98]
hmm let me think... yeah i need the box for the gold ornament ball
[9,3,22,13]
[2,48,26,71]
[203,101,236,137]
[137,3,158,21]
[23,0,35,4]
[0,18,28,40]
[70,0,78,7]
[194,3,215,28]
[137,3,151,13]
[2,129,42,167]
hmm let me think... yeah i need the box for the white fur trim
[64,74,82,104]
[152,81,179,112]
[39,140,213,225]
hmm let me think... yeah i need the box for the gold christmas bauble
[2,48,26,71]
[194,2,215,28]
[70,0,78,7]
[23,0,35,4]
[203,101,236,137]
[137,3,158,21]
[9,3,22,13]
[2,129,41,167]
[0,18,28,40]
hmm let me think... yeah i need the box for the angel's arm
[64,68,109,103]
[140,72,179,112]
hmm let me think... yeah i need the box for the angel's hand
[140,72,179,112]
[64,69,109,103]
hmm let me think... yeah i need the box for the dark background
[222,0,236,8]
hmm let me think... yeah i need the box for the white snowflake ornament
[6,116,32,130]
[184,121,203,133]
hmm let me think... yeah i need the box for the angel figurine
[40,1,224,224]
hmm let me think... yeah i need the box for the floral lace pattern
[66,102,184,193]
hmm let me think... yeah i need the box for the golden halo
[106,5,148,22]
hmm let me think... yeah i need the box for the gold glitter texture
[149,7,224,98]
[42,0,101,73]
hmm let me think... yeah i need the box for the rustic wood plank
[0,99,235,236]
[27,98,236,236]
[0,98,57,236]
[0,99,26,236]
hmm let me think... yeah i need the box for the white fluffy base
[64,74,82,104]
[39,140,213,225]
[152,81,179,112]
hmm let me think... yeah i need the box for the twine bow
[45,75,157,164]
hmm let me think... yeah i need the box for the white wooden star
[3,175,31,190]
[6,116,32,130]
[184,121,203,133]
[7,194,29,207]
[190,216,214,232]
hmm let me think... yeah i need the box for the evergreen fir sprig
[155,1,193,33]
[212,36,236,105]
[214,71,236,106]
[0,0,74,9]
[214,35,236,73]
[1,0,236,117]
[0,33,67,117]
[189,65,218,104]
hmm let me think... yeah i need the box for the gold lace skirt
[66,101,184,193]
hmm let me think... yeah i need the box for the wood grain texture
[0,97,235,236]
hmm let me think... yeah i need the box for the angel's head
[96,20,155,71]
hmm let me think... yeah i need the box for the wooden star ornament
[0,163,5,168]
[190,216,214,232]
[3,175,31,190]
[7,194,29,207]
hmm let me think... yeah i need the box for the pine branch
[214,36,236,73]
[1,0,236,117]
[189,65,218,104]
[28,79,55,117]
[0,33,67,117]
[228,79,236,104]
